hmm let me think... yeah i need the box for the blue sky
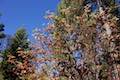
[0,0,59,38]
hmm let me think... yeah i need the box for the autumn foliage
[0,0,120,80]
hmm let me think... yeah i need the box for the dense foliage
[0,0,120,80]
[37,0,120,80]
[1,28,35,80]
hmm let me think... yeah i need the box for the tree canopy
[0,0,120,80]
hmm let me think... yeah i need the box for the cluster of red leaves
[7,48,35,79]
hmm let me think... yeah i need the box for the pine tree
[10,28,29,53]
[1,28,34,80]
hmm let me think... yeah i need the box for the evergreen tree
[1,28,34,80]
[10,28,29,53]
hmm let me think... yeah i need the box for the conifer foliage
[1,28,35,80]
